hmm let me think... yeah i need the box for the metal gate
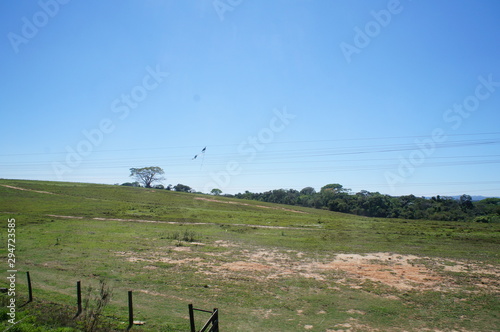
[188,304,219,332]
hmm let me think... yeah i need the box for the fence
[10,271,219,331]
[188,304,219,332]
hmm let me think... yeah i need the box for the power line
[2,131,500,157]
[2,138,499,166]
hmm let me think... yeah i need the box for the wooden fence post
[212,308,219,332]
[188,304,196,332]
[127,291,133,331]
[26,271,33,303]
[74,281,82,318]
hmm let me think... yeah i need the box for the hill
[452,195,496,201]
[0,179,499,331]
[424,195,496,201]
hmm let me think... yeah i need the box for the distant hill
[449,195,495,201]
[423,195,496,201]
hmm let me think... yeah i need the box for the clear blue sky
[1,0,500,197]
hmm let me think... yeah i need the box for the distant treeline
[232,184,500,223]
[121,182,195,193]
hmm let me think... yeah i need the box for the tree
[300,187,316,196]
[459,194,474,212]
[129,166,165,188]
[211,188,222,196]
[174,184,193,193]
[121,181,141,187]
[320,183,350,194]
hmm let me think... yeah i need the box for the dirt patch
[440,259,500,277]
[222,261,274,272]
[327,318,380,332]
[171,246,193,252]
[116,244,499,293]
[194,197,307,214]
[2,184,55,195]
[115,250,203,265]
[211,251,446,289]
[47,214,84,219]
[346,309,366,315]
[252,308,276,319]
[214,240,238,247]
[317,253,444,291]
[220,251,499,292]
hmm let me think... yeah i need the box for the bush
[166,229,198,242]
[78,280,113,332]
[473,215,500,223]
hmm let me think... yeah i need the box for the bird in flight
[192,146,206,160]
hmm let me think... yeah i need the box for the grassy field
[0,179,499,331]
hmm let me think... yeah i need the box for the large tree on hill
[129,166,165,188]
[211,188,222,196]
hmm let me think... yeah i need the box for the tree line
[123,167,499,222]
[121,181,196,193]
[125,167,196,192]
[233,184,500,223]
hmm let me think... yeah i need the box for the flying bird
[192,147,206,160]
[192,147,207,170]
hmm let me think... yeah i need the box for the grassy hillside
[0,179,499,331]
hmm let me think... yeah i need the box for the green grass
[0,179,499,331]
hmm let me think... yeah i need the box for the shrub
[78,279,113,332]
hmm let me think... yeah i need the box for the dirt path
[1,184,55,195]
[194,197,308,214]
[46,214,318,230]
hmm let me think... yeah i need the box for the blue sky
[1,0,500,197]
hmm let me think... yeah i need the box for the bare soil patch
[116,242,500,293]
[222,261,274,272]
[316,253,443,291]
